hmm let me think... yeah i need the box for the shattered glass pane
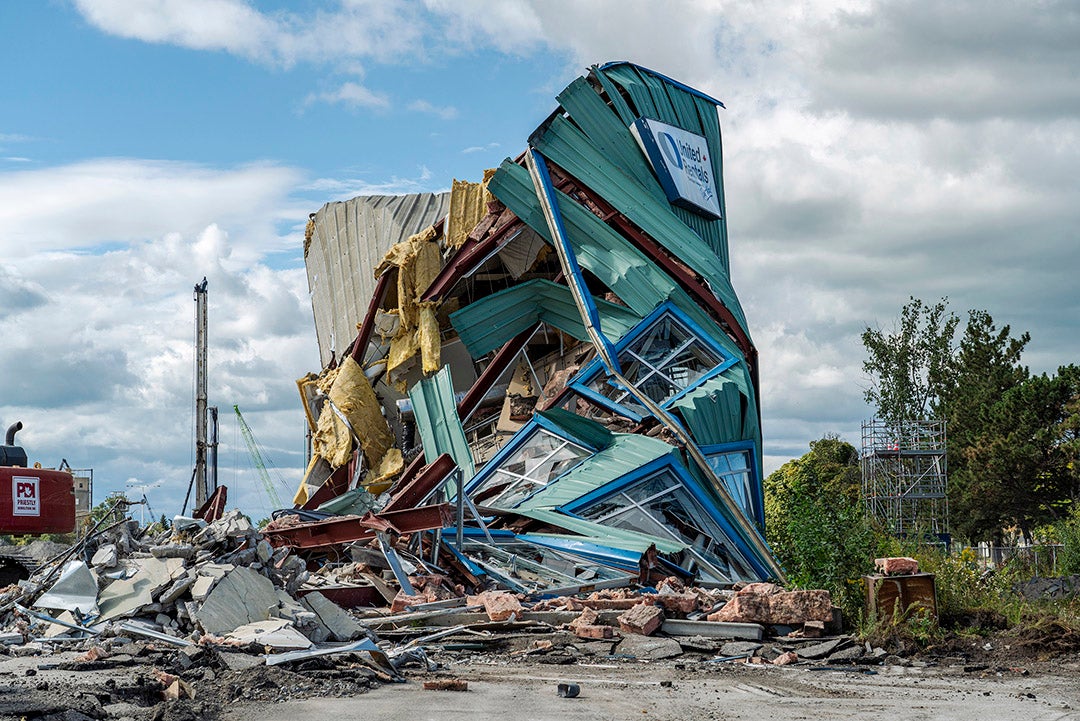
[454,536,628,594]
[577,469,754,583]
[587,314,723,411]
[705,450,754,523]
[469,427,590,508]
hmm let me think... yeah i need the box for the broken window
[704,447,756,524]
[577,306,734,416]
[566,467,754,584]
[447,532,631,595]
[467,424,591,508]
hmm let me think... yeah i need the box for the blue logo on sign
[658,132,683,169]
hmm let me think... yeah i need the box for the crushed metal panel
[449,278,642,357]
[409,365,476,479]
[306,192,450,366]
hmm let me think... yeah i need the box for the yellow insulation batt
[311,356,394,469]
[417,301,441,374]
[376,225,446,384]
[446,173,495,250]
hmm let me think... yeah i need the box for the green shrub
[1057,506,1080,576]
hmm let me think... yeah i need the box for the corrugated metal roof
[598,63,730,264]
[449,278,642,357]
[536,408,613,451]
[672,372,758,447]
[408,365,475,479]
[306,192,450,367]
[513,433,674,511]
[489,161,675,318]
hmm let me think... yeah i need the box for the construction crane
[233,405,285,510]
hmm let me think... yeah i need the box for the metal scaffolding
[861,419,948,537]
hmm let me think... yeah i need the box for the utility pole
[193,278,209,508]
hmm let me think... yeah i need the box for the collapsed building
[279,61,784,591]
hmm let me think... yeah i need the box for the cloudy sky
[2,0,1077,522]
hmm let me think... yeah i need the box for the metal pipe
[5,421,22,446]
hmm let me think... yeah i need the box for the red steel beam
[382,453,458,514]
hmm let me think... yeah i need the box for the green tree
[941,310,1031,542]
[862,297,959,426]
[764,436,878,621]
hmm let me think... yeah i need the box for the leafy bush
[765,436,883,623]
[1057,506,1080,576]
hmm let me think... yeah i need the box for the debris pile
[1,61,875,717]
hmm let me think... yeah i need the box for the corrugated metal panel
[672,374,756,446]
[449,278,642,357]
[531,113,749,338]
[489,161,674,317]
[306,193,450,367]
[513,434,674,511]
[598,64,730,265]
[536,409,613,452]
[408,365,475,479]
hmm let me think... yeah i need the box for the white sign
[630,117,722,219]
[12,476,40,517]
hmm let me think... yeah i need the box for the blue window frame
[701,441,763,529]
[559,456,767,584]
[569,303,738,419]
[464,416,595,509]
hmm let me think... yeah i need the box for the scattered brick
[618,604,664,636]
[574,624,616,639]
[479,591,522,622]
[875,557,919,576]
[772,651,798,666]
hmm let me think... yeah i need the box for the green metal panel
[598,64,730,265]
[530,114,749,338]
[449,278,641,357]
[536,408,613,451]
[518,510,688,554]
[409,365,475,479]
[489,161,676,318]
[673,374,754,446]
[555,77,666,204]
[513,433,675,511]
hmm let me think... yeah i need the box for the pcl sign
[12,476,40,517]
[630,117,722,219]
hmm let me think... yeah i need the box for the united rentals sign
[630,117,722,219]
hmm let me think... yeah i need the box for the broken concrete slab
[796,637,853,660]
[226,619,313,651]
[719,641,763,657]
[616,634,683,660]
[660,619,763,640]
[90,544,118,568]
[301,591,365,642]
[97,557,183,621]
[195,566,278,635]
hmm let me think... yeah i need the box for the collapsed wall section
[295,62,782,587]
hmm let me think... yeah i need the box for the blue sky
[2,0,1078,522]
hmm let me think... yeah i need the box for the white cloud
[462,142,500,154]
[408,99,458,120]
[0,158,317,518]
[0,159,303,258]
[304,81,391,110]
